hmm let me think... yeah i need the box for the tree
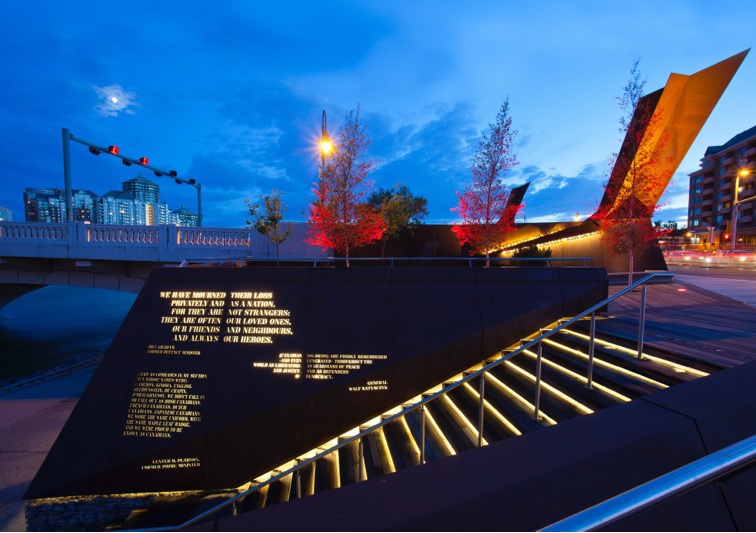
[512,245,552,267]
[599,60,671,285]
[367,183,429,257]
[452,98,520,265]
[306,106,386,266]
[245,189,292,257]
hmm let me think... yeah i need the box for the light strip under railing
[540,434,756,532]
[134,271,673,531]
[175,256,596,268]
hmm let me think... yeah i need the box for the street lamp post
[731,160,752,250]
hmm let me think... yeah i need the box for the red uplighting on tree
[451,98,519,265]
[107,145,119,155]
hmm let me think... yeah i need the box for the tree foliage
[452,98,520,264]
[245,189,292,257]
[367,183,429,256]
[599,60,671,284]
[306,106,386,265]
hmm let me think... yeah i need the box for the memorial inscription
[123,371,207,439]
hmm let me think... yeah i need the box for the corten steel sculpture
[500,50,749,271]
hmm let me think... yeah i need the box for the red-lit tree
[452,99,520,265]
[598,60,672,285]
[306,106,386,266]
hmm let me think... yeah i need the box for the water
[0,285,136,384]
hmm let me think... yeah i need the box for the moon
[111,96,119,104]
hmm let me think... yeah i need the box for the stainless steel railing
[540,433,756,531]
[137,271,673,531]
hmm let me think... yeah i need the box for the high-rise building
[22,175,198,227]
[688,125,756,247]
[173,205,200,227]
[122,176,160,204]
[24,188,66,222]
[0,206,12,222]
[71,190,99,222]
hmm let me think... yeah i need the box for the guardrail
[541,434,756,531]
[0,221,254,262]
[136,271,672,531]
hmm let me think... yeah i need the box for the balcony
[723,156,735,166]
[703,175,715,185]
[702,198,714,206]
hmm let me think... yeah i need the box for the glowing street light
[731,160,752,251]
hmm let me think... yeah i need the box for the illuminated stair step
[445,384,516,444]
[382,417,420,470]
[556,326,711,378]
[518,349,633,404]
[421,406,457,458]
[540,338,669,390]
[440,393,489,447]
[459,381,522,438]
[424,402,468,455]
[483,369,557,426]
[533,342,655,399]
[501,359,595,422]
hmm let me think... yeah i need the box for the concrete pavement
[673,274,756,308]
[0,367,94,532]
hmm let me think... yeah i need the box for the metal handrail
[139,271,673,531]
[176,256,595,268]
[540,434,756,531]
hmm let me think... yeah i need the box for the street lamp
[731,159,752,250]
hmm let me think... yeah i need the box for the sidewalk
[673,274,756,308]
[0,367,95,532]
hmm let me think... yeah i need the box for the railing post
[587,311,596,389]
[637,284,647,359]
[477,373,485,448]
[420,405,427,465]
[533,342,543,420]
[295,466,302,499]
[358,437,364,482]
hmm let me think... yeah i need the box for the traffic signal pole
[62,128,73,222]
[61,128,203,226]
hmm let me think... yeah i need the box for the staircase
[119,294,724,530]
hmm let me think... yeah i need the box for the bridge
[0,221,318,306]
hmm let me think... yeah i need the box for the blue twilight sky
[1,1,754,228]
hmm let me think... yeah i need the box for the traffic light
[169,170,177,177]
[88,146,102,155]
[108,145,119,155]
[188,178,196,185]
[139,157,149,165]
[122,159,132,166]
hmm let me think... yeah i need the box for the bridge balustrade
[0,221,254,262]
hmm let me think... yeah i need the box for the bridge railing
[0,221,254,262]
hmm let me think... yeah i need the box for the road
[667,264,756,308]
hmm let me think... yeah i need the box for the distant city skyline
[23,175,199,227]
[1,1,754,229]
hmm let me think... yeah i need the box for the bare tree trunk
[345,242,350,268]
[628,252,634,286]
